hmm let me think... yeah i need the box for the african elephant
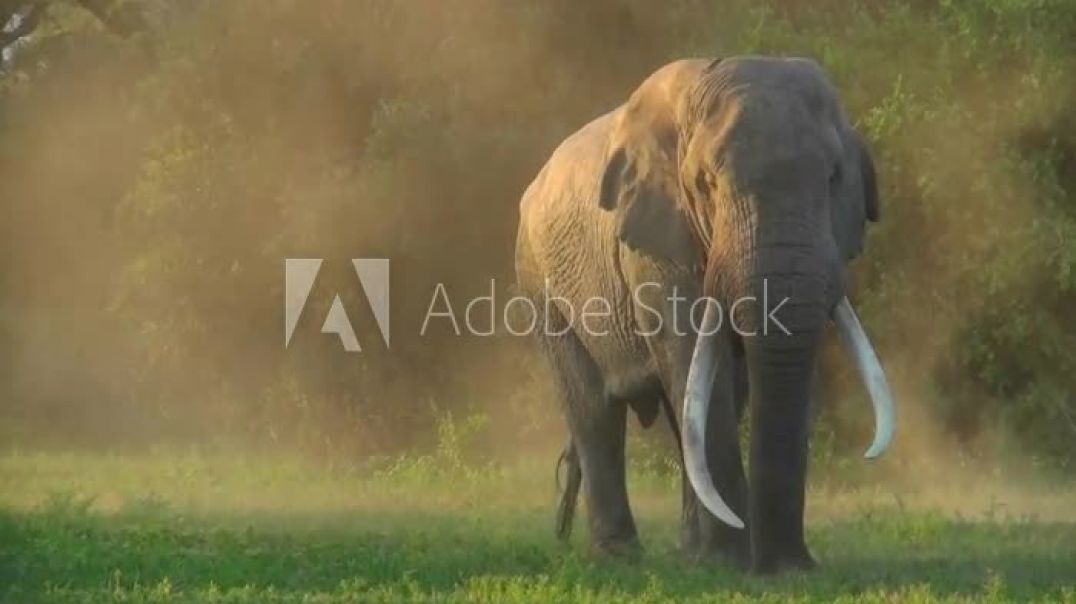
[514,56,895,574]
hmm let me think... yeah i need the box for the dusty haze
[2,1,1074,491]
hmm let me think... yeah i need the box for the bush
[1,0,1073,468]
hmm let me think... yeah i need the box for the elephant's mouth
[679,296,896,529]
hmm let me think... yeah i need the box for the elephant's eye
[694,171,710,194]
[828,164,842,188]
[695,171,714,196]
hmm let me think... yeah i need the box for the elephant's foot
[591,536,643,560]
[679,501,751,570]
[684,547,752,572]
[678,533,751,571]
[751,545,817,575]
[708,542,752,572]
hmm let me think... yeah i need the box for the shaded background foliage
[1,0,1074,469]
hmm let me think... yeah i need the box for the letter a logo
[284,258,390,352]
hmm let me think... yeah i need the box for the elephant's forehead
[716,57,835,104]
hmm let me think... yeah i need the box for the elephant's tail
[554,439,582,542]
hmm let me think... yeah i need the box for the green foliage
[368,405,494,485]
[1,451,1075,602]
[1,1,1074,469]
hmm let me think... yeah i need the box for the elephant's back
[517,110,621,300]
[516,110,650,379]
[519,110,616,220]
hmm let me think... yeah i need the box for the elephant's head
[598,57,894,529]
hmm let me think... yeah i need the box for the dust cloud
[1,0,1073,501]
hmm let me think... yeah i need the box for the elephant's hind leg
[537,323,638,556]
[555,438,582,542]
[574,401,637,557]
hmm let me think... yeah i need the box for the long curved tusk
[834,296,896,459]
[681,301,745,529]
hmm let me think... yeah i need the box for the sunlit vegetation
[1,449,1074,603]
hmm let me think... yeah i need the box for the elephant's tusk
[681,301,745,529]
[834,296,896,459]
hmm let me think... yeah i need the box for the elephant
[514,56,895,574]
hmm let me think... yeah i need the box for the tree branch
[72,0,146,38]
[1,1,46,51]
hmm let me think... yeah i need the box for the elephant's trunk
[741,270,826,555]
[681,244,896,531]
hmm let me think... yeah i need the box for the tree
[2,0,146,54]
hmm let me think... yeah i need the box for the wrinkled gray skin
[515,57,879,574]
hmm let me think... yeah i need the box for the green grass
[1,450,1074,603]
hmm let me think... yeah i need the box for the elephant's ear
[598,114,698,268]
[833,129,881,260]
[857,131,880,223]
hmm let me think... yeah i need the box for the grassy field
[1,450,1074,603]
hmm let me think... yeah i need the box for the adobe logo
[284,259,390,352]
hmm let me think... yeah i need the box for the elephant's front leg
[670,332,750,567]
[692,350,750,568]
[631,274,750,566]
